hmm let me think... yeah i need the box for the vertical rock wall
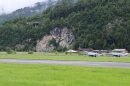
[36,27,75,52]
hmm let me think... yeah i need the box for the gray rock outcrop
[36,27,75,52]
[106,19,122,31]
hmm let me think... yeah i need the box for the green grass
[0,63,130,86]
[0,52,130,62]
[0,52,130,85]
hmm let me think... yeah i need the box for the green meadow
[0,52,130,62]
[0,64,130,86]
[0,52,130,86]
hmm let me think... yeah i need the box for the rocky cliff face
[36,27,75,52]
[106,19,122,31]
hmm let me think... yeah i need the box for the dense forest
[0,0,130,52]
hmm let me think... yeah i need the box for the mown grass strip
[0,63,130,86]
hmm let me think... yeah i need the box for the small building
[77,47,93,52]
[113,49,128,53]
[67,50,77,53]
[27,21,42,27]
[93,50,112,54]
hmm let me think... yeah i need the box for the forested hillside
[0,0,130,52]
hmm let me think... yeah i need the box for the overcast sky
[0,0,48,14]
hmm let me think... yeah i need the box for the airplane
[83,51,97,57]
[111,51,128,57]
[121,51,128,56]
[111,52,121,57]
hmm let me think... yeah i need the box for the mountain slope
[0,0,130,51]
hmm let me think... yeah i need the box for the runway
[0,59,130,68]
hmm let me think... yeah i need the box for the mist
[0,0,50,14]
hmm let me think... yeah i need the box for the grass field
[0,63,130,86]
[0,52,130,62]
[0,52,130,86]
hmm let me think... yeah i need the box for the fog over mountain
[0,0,58,25]
[0,0,56,14]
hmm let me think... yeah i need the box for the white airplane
[111,51,128,57]
[83,51,97,57]
[111,52,121,57]
[121,51,128,56]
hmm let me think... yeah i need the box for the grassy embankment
[0,64,130,86]
[0,52,130,62]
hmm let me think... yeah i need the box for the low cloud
[0,0,47,14]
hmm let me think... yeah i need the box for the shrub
[6,47,13,54]
[28,51,33,54]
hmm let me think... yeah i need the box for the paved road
[0,59,130,68]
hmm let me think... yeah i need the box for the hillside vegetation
[0,0,130,51]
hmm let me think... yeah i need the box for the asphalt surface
[0,59,130,68]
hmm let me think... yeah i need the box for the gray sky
[0,0,47,14]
